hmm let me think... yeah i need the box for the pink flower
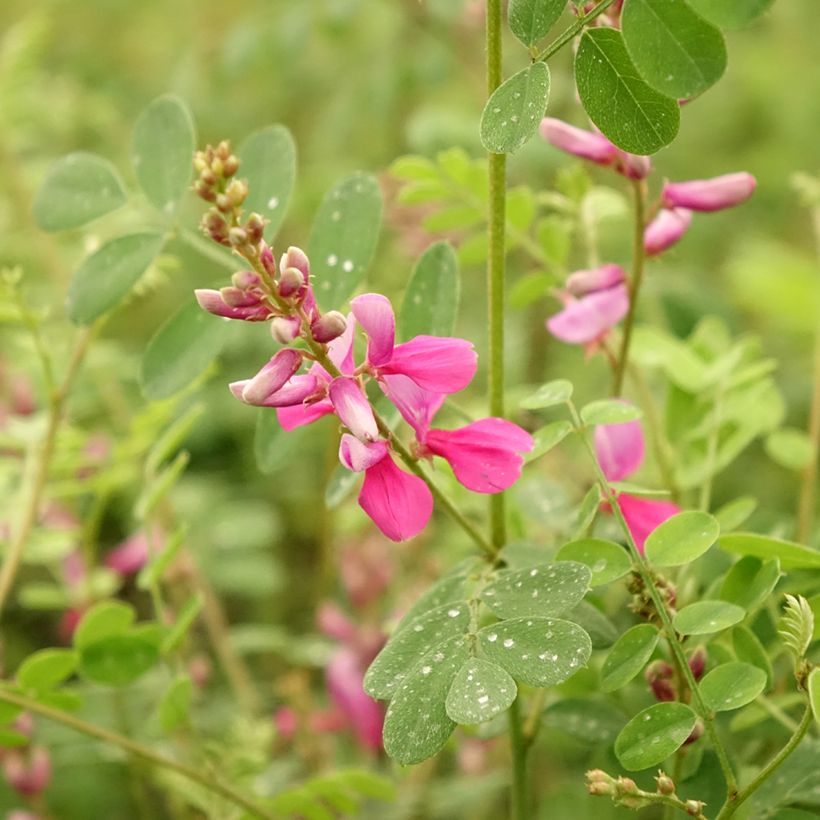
[547,265,629,347]
[195,271,271,321]
[662,172,756,212]
[644,208,693,256]
[2,747,51,797]
[104,532,149,577]
[326,647,384,751]
[594,405,680,551]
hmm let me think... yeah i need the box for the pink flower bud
[259,244,277,276]
[241,349,303,405]
[311,311,348,344]
[662,172,756,212]
[219,286,259,308]
[270,316,301,344]
[3,746,51,797]
[616,153,652,180]
[316,602,357,642]
[644,208,692,255]
[279,246,310,280]
[278,267,306,299]
[195,289,270,322]
[565,264,626,297]
[273,706,298,740]
[688,647,707,681]
[684,720,704,746]
[540,118,619,165]
[231,270,263,290]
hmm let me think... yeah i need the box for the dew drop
[327,254,338,266]
[267,196,279,209]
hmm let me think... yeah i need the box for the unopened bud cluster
[586,769,706,818]
[627,570,676,623]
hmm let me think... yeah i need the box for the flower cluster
[193,144,533,542]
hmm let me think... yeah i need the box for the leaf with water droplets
[481,561,591,619]
[33,152,127,231]
[238,124,296,240]
[615,702,697,770]
[542,698,625,743]
[600,623,659,692]
[508,0,567,47]
[480,63,550,155]
[398,241,460,340]
[673,600,745,636]
[382,635,468,764]
[445,658,517,725]
[575,28,680,155]
[364,603,470,700]
[520,379,573,410]
[308,172,382,311]
[555,538,631,586]
[720,556,781,612]
[621,0,727,100]
[644,511,720,567]
[567,601,618,648]
[395,574,471,634]
[478,617,591,687]
[131,95,196,215]
[700,662,766,712]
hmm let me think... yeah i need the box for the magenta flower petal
[329,377,379,441]
[326,313,357,375]
[240,349,303,405]
[424,418,534,493]
[662,172,756,212]
[379,336,477,394]
[194,289,269,321]
[233,373,319,408]
[339,433,389,472]
[539,118,619,165]
[380,374,445,439]
[594,413,645,482]
[277,397,334,430]
[326,647,384,751]
[359,455,433,541]
[618,494,681,553]
[547,284,629,345]
[565,264,626,297]
[351,294,395,367]
[644,208,693,256]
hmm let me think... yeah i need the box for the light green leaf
[714,496,757,532]
[621,0,726,99]
[33,152,127,231]
[254,413,310,476]
[309,172,382,310]
[382,635,468,764]
[700,662,766,711]
[17,649,78,692]
[718,533,820,570]
[324,463,360,509]
[67,232,166,324]
[575,28,680,155]
[158,675,193,732]
[733,625,773,687]
[809,668,820,727]
[568,601,618,648]
[525,420,573,464]
[573,486,601,540]
[581,399,643,426]
[481,562,591,619]
[600,624,659,692]
[520,378,573,410]
[398,241,460,340]
[73,601,135,649]
[480,63,550,155]
[615,703,697,770]
[395,574,471,633]
[146,403,205,475]
[238,125,296,240]
[131,95,195,215]
[673,600,745,635]
[445,658,517,724]
[134,451,189,520]
[423,205,483,232]
[0,728,29,747]
[161,593,204,654]
[364,603,470,699]
[720,556,780,612]
[390,155,439,181]
[79,635,159,686]
[508,0,566,46]
[140,302,231,400]
[0,701,23,724]
[541,698,625,743]
[644,511,719,567]
[138,525,187,591]
[478,617,591,687]
[765,428,815,471]
[555,538,631,586]
[685,0,774,30]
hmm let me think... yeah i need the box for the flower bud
[216,140,231,160]
[311,311,347,343]
[216,193,233,213]
[194,180,216,202]
[662,172,756,212]
[278,267,306,299]
[220,286,258,307]
[225,179,248,207]
[644,207,692,256]
[241,349,303,405]
[193,153,208,173]
[585,769,615,796]
[565,263,625,297]
[271,316,301,344]
[540,118,619,165]
[245,213,266,245]
[259,243,277,276]
[223,154,240,177]
[3,746,51,797]
[684,720,704,746]
[280,246,310,280]
[202,211,229,245]
[617,153,652,180]
[688,646,707,681]
[231,270,262,290]
[200,168,217,186]
[685,799,706,817]
[655,771,675,795]
[645,660,676,702]
[228,227,248,247]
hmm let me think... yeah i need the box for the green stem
[0,688,275,820]
[508,696,530,820]
[613,179,647,397]
[714,706,813,820]
[487,0,507,551]
[536,0,619,63]
[568,401,739,798]
[0,324,98,621]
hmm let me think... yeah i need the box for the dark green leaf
[556,538,631,586]
[508,0,566,46]
[718,533,820,570]
[525,420,573,463]
[615,703,697,770]
[568,601,618,648]
[673,600,745,635]
[395,574,471,633]
[600,624,659,692]
[74,601,135,649]
[398,241,460,340]
[542,698,625,743]
[581,399,642,426]
[685,0,774,30]
[17,649,78,692]
[720,556,780,612]
[575,28,680,154]
[733,625,773,686]
[699,662,766,711]
[445,658,517,724]
[520,379,573,410]
[79,635,159,686]
[644,511,719,567]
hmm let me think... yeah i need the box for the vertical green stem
[613,179,648,397]
[508,696,530,820]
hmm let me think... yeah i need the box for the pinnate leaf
[644,511,719,567]
[700,662,766,711]
[673,600,745,635]
[508,0,566,47]
[600,624,659,692]
[556,538,631,586]
[445,658,517,724]
[615,702,697,770]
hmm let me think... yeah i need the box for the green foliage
[719,533,820,570]
[521,379,573,410]
[398,241,460,339]
[445,657,517,724]
[732,625,774,686]
[644,511,719,567]
[765,428,815,471]
[79,633,159,686]
[809,668,820,728]
[575,28,680,154]
[508,0,566,47]
[600,624,659,692]
[526,420,573,463]
[720,556,781,612]
[158,675,193,733]
[555,538,631,586]
[699,662,767,711]
[614,703,697,770]
[580,399,642,426]
[73,600,136,648]
[778,594,814,663]
[541,698,625,743]
[17,648,78,692]
[479,63,550,154]
[673,600,746,635]
[685,0,774,29]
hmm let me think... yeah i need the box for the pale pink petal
[104,532,149,576]
[233,374,319,408]
[644,208,693,255]
[379,374,445,439]
[662,172,756,212]
[277,397,334,430]
[350,294,395,367]
[618,494,681,553]
[424,418,534,493]
[616,152,652,180]
[194,289,269,321]
[316,601,357,642]
[539,118,619,165]
[339,433,389,472]
[329,378,379,441]
[359,455,433,541]
[594,412,645,482]
[547,284,629,345]
[379,336,477,394]
[565,264,626,297]
[326,313,357,375]
[326,648,384,751]
[240,349,303,405]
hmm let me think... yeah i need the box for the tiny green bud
[226,179,248,207]
[655,772,675,796]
